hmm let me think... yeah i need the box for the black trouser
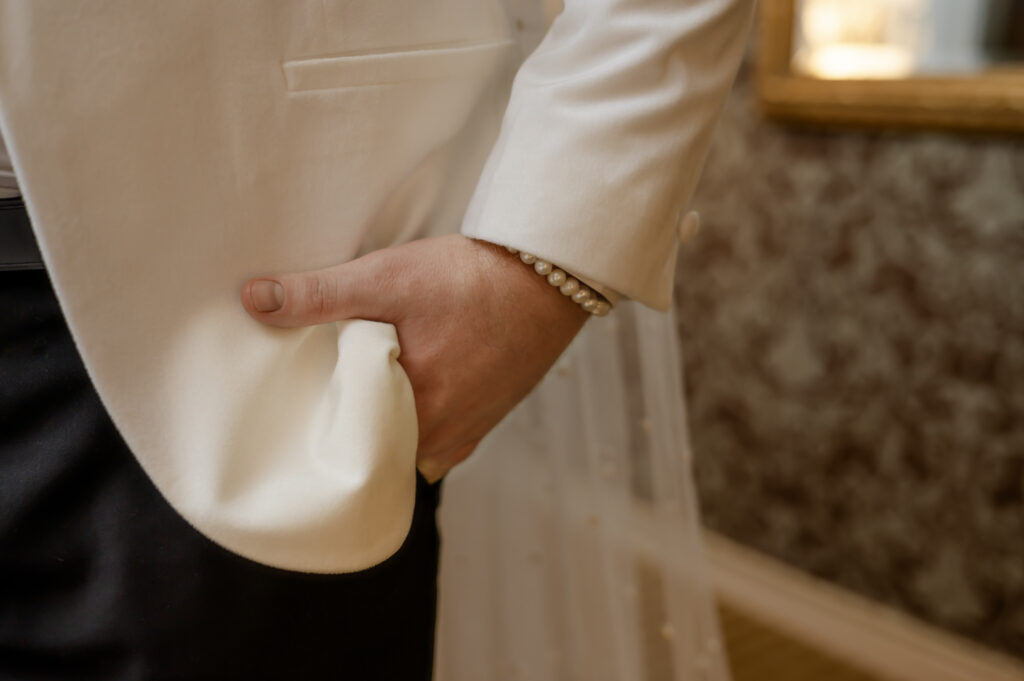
[0,239,441,680]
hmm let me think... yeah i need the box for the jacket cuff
[461,0,754,312]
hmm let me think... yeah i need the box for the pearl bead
[572,288,591,304]
[559,278,579,296]
[509,253,612,318]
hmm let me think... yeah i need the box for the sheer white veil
[432,3,729,678]
[435,303,730,681]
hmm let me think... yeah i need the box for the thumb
[241,258,387,328]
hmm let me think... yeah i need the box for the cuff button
[678,210,701,244]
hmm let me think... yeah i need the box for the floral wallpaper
[677,66,1024,659]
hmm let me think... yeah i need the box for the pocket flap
[284,39,515,92]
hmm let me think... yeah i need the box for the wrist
[467,237,591,325]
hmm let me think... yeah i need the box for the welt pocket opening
[283,39,515,93]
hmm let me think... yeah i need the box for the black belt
[0,196,44,271]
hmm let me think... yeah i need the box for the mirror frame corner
[755,0,1024,133]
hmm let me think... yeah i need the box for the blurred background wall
[675,63,1024,660]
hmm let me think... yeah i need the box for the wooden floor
[718,601,884,681]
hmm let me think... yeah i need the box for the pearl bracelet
[504,247,611,317]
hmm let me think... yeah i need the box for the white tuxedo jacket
[0,0,752,572]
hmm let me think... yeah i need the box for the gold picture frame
[756,0,1024,133]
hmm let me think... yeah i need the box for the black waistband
[0,196,44,271]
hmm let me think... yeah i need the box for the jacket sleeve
[460,0,754,311]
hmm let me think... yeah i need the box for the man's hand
[241,235,588,482]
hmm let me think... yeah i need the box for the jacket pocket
[283,39,515,93]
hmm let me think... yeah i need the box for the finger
[241,256,394,328]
